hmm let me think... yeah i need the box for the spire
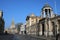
[12,18,14,25]
[10,18,15,28]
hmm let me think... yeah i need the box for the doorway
[42,23,45,35]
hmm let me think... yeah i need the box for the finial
[12,18,15,25]
[10,18,15,28]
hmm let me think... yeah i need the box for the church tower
[10,18,18,34]
[10,19,15,29]
[41,3,55,18]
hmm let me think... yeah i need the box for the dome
[43,3,51,8]
[28,13,36,17]
[42,3,53,10]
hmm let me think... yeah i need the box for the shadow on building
[0,11,5,35]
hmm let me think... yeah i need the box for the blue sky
[0,0,60,29]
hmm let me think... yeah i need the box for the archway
[42,23,45,35]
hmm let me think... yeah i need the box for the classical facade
[26,4,60,36]
[0,11,5,34]
[26,13,41,35]
[39,4,60,36]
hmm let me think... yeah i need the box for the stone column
[55,20,59,34]
[35,24,37,35]
[29,18,31,26]
[50,10,54,18]
[45,9,50,36]
[42,11,44,18]
[39,23,42,35]
[42,10,45,18]
[41,12,43,18]
[48,20,53,36]
[45,19,48,37]
[29,18,31,34]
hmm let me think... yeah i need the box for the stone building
[9,19,18,34]
[15,23,23,34]
[19,24,26,34]
[26,13,41,35]
[39,4,60,36]
[0,11,5,34]
[26,4,60,36]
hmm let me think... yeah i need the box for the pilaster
[39,23,42,35]
[48,20,53,36]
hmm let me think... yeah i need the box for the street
[0,34,46,40]
[1,34,59,40]
[13,34,45,40]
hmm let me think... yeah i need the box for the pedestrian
[56,33,60,40]
[5,31,8,34]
